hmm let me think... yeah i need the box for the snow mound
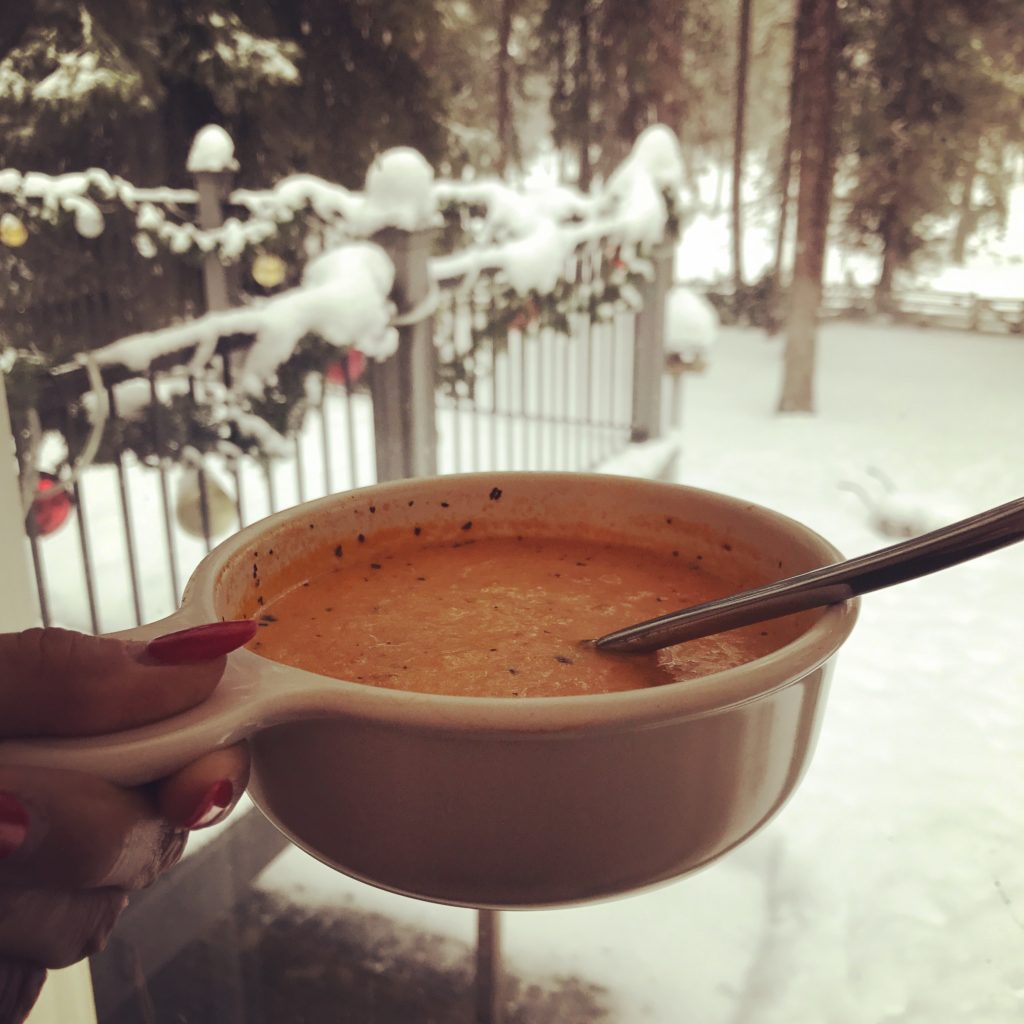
[665,285,719,360]
[239,243,397,391]
[361,147,437,233]
[187,125,239,175]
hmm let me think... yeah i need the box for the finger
[0,886,126,968]
[0,623,255,739]
[156,743,250,830]
[0,767,184,892]
[0,959,46,1022]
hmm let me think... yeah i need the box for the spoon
[592,495,1024,655]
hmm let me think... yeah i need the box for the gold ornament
[251,252,287,289]
[0,213,28,248]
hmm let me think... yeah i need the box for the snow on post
[664,285,719,366]
[359,147,438,234]
[187,125,240,175]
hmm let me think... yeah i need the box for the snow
[432,127,682,291]
[186,125,239,175]
[665,284,719,357]
[90,242,397,384]
[361,147,437,232]
[32,50,128,103]
[250,322,1024,1023]
[677,167,1024,304]
[238,243,397,391]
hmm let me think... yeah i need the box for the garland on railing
[4,125,685,510]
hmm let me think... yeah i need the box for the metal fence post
[0,382,40,631]
[192,169,235,313]
[631,239,675,443]
[371,227,438,482]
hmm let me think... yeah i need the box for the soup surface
[251,535,788,696]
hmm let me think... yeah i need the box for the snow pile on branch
[86,242,396,452]
[239,243,396,391]
[186,125,239,174]
[0,166,199,241]
[431,125,684,293]
[92,242,397,382]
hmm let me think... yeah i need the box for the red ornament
[510,299,540,331]
[325,349,367,387]
[28,472,73,536]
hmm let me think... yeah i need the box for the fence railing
[2,129,680,636]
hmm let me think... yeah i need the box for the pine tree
[840,0,1024,304]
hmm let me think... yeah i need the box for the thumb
[0,623,256,740]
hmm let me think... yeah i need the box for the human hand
[0,622,255,1023]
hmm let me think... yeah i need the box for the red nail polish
[0,792,29,859]
[182,780,234,830]
[147,620,258,665]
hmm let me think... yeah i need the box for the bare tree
[732,0,753,295]
[777,0,839,413]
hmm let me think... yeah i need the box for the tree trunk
[577,0,593,190]
[875,204,898,313]
[496,0,516,176]
[951,159,977,265]
[732,0,753,295]
[773,2,802,286]
[777,0,839,414]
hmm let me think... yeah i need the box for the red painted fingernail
[0,792,29,859]
[182,779,235,830]
[146,620,258,664]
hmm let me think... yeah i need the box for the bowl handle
[0,650,268,787]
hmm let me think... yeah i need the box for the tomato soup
[250,534,789,697]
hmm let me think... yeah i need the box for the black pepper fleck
[461,521,473,531]
[507,667,518,675]
[414,526,422,536]
[260,613,277,622]
[441,501,450,508]
[416,576,426,581]
[554,655,574,665]
[369,506,376,514]
[672,550,680,557]
[257,595,264,606]
[334,545,343,558]
[370,563,382,570]
[308,523,315,530]
[723,542,733,552]
[358,533,365,543]
[489,487,503,501]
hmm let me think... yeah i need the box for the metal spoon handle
[593,495,1024,654]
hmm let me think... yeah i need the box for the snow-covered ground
[676,171,1024,299]
[254,322,1024,1022]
